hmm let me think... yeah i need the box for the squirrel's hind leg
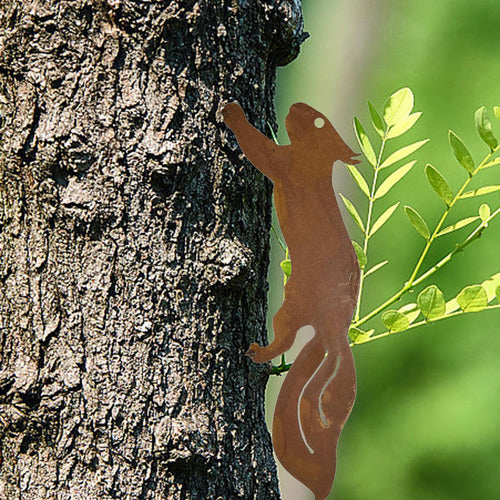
[247,299,305,364]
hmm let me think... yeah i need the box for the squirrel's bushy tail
[273,327,356,500]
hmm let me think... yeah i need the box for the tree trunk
[0,1,305,498]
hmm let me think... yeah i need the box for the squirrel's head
[285,103,360,169]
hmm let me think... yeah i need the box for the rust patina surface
[223,102,360,500]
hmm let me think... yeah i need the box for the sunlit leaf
[479,203,490,222]
[354,117,377,167]
[460,185,500,199]
[340,193,365,233]
[370,202,400,237]
[404,205,430,239]
[425,164,453,205]
[380,140,428,169]
[474,106,498,149]
[398,303,420,324]
[456,285,488,312]
[346,164,370,197]
[349,326,374,344]
[447,273,500,314]
[383,88,414,127]
[436,216,480,237]
[481,273,500,302]
[374,161,415,199]
[496,286,500,302]
[352,241,367,269]
[417,285,446,321]
[364,260,388,278]
[280,259,291,278]
[449,131,475,174]
[368,101,384,138]
[387,112,422,139]
[494,106,500,122]
[382,310,409,332]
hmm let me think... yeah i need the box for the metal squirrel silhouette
[223,101,360,500]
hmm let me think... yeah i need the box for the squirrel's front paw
[245,342,262,363]
[222,102,245,129]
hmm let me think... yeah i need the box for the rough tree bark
[0,1,306,498]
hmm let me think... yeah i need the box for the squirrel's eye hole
[314,117,325,129]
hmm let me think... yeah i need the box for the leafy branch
[270,91,500,374]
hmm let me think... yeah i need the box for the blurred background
[266,0,500,498]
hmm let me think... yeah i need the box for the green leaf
[496,286,500,302]
[404,205,430,239]
[280,259,291,278]
[398,303,420,324]
[346,163,370,197]
[436,216,480,237]
[352,241,367,269]
[449,131,475,174]
[387,112,422,139]
[364,260,388,278]
[479,203,490,222]
[370,202,400,237]
[340,193,365,233]
[383,88,414,127]
[349,326,374,344]
[354,117,377,167]
[494,106,500,122]
[460,185,500,199]
[446,273,500,314]
[374,161,415,199]
[474,106,498,149]
[382,310,410,332]
[456,285,488,312]
[425,164,453,205]
[380,140,429,169]
[368,101,384,138]
[481,273,500,303]
[417,285,446,321]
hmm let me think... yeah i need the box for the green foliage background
[267,1,500,498]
